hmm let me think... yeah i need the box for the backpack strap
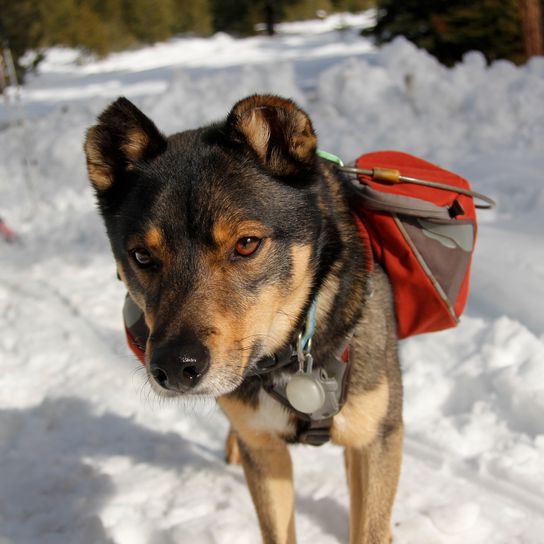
[354,184,453,219]
[298,417,334,446]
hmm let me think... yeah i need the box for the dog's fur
[85,95,403,544]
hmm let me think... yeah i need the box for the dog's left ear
[84,97,167,193]
[227,95,317,176]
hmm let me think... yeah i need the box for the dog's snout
[150,340,210,392]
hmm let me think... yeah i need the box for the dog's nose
[150,340,210,392]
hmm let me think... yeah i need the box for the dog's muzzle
[123,294,210,392]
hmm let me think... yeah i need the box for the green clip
[316,149,344,167]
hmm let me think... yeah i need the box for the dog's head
[85,95,338,397]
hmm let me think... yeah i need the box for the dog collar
[122,293,351,445]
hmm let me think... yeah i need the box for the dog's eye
[131,248,155,269]
[234,237,262,258]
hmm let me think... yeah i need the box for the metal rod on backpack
[339,165,496,210]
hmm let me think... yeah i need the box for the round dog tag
[285,374,325,414]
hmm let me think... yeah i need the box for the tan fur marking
[140,226,171,270]
[143,310,155,332]
[121,128,150,162]
[225,429,241,465]
[315,262,342,327]
[87,164,113,191]
[212,221,234,248]
[84,129,101,162]
[212,220,271,248]
[84,130,113,191]
[249,244,313,355]
[290,115,316,160]
[218,396,247,425]
[204,283,289,380]
[239,109,270,160]
[331,378,390,448]
[144,226,163,250]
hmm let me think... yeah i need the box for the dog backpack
[340,150,494,340]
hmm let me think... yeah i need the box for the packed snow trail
[1,13,544,544]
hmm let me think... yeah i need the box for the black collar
[251,343,298,375]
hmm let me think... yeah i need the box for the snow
[1,11,544,544]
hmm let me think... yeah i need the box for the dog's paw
[224,429,241,465]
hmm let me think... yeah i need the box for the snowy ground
[1,12,544,544]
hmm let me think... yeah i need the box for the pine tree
[171,0,213,35]
[369,0,530,66]
[282,0,334,21]
[331,0,374,10]
[122,0,174,44]
[0,0,43,80]
[441,0,525,64]
[210,0,255,35]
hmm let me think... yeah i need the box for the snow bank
[313,38,544,165]
[1,20,544,544]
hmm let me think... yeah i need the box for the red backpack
[342,150,494,339]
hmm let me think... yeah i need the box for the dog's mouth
[146,372,245,399]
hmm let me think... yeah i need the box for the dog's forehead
[141,129,302,236]
[159,130,262,198]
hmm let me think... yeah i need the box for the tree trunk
[519,0,544,58]
[265,0,276,36]
[0,52,6,94]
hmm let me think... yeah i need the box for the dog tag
[285,374,325,414]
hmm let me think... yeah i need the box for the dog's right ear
[226,95,317,177]
[84,97,166,193]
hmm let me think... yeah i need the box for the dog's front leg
[344,424,403,544]
[219,396,296,544]
[237,432,296,544]
[225,428,241,464]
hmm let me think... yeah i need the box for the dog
[84,94,403,544]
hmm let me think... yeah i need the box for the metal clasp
[296,332,313,374]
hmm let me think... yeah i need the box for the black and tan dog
[84,94,403,544]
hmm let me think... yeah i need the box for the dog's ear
[227,95,317,176]
[84,97,166,193]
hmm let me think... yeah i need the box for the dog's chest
[245,389,296,437]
